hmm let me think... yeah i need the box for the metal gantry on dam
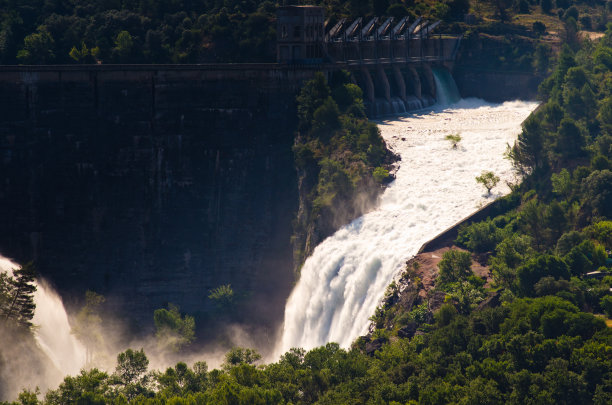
[277,5,462,115]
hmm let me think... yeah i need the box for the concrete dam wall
[0,64,318,333]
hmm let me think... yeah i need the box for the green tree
[113,30,134,61]
[208,284,234,308]
[0,262,37,331]
[17,28,55,64]
[45,369,109,405]
[153,303,195,352]
[222,347,261,370]
[438,249,473,285]
[551,168,574,197]
[476,171,501,195]
[534,43,550,73]
[373,166,390,183]
[508,115,546,173]
[113,348,150,399]
[517,255,571,296]
[445,133,462,148]
[69,42,100,63]
[557,118,584,158]
[297,72,331,130]
[312,97,341,135]
[582,170,612,218]
[490,234,533,288]
[71,290,106,365]
[600,295,612,317]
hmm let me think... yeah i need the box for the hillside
[0,0,607,64]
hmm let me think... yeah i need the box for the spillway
[277,97,538,353]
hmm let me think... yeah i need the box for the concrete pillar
[376,65,391,102]
[360,68,375,103]
[392,65,407,101]
[421,64,436,99]
[407,66,421,98]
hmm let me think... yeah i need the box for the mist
[0,254,275,401]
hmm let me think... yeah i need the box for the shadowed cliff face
[0,67,307,335]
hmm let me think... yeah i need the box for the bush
[517,0,530,14]
[457,220,505,253]
[438,249,473,284]
[600,295,612,317]
[476,171,501,195]
[563,6,579,22]
[373,166,390,183]
[208,284,235,307]
[582,170,612,218]
[533,21,546,35]
[580,15,592,30]
[517,255,571,296]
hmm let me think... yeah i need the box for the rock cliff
[0,65,314,335]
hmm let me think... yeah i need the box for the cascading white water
[0,256,87,377]
[277,94,538,354]
[433,68,461,106]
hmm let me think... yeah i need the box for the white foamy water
[0,256,87,377]
[278,98,538,353]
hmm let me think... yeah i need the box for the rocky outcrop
[292,165,383,273]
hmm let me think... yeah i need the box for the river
[277,98,539,353]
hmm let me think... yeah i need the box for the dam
[0,6,539,336]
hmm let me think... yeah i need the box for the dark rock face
[453,34,544,102]
[453,67,542,102]
[397,322,417,339]
[0,65,316,333]
[365,337,387,355]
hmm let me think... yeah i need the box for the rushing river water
[277,98,539,353]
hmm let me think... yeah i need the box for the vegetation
[208,284,235,308]
[445,133,462,148]
[153,303,195,352]
[292,71,394,267]
[1,0,607,65]
[476,170,501,195]
[71,290,106,365]
[0,262,37,332]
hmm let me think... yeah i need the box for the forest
[1,0,601,65]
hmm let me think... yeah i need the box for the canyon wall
[0,65,318,334]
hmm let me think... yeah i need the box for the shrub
[580,15,592,30]
[373,166,390,183]
[533,21,546,34]
[563,6,579,22]
[457,219,505,253]
[600,295,612,317]
[476,171,501,195]
[438,249,473,284]
[208,284,234,307]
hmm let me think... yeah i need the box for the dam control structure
[276,5,461,115]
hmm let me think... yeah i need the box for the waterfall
[0,256,87,379]
[32,280,87,375]
[433,68,461,106]
[276,98,538,355]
